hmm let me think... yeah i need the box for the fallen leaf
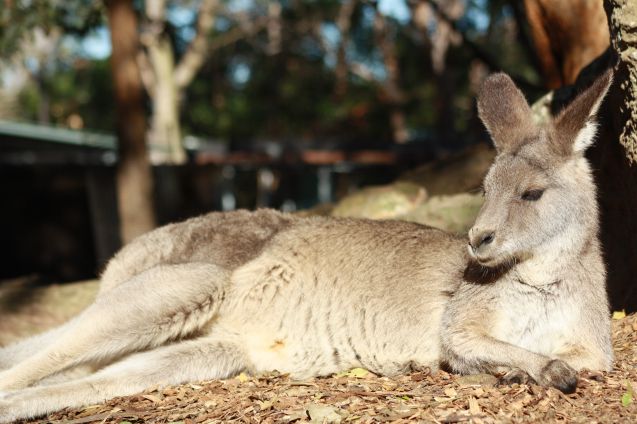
[257,399,276,410]
[457,374,498,387]
[444,387,458,397]
[622,381,634,407]
[613,310,626,320]
[348,367,369,378]
[468,397,481,415]
[142,394,163,403]
[236,372,250,383]
[305,403,343,423]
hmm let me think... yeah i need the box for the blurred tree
[105,0,156,243]
[373,5,408,143]
[524,0,609,88]
[333,0,357,98]
[2,0,542,149]
[138,0,219,164]
[410,0,464,144]
[0,0,107,124]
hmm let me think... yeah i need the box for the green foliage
[16,59,115,131]
[0,0,103,57]
[3,0,541,147]
[622,380,634,407]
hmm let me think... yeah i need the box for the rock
[401,193,484,234]
[400,143,495,196]
[332,181,427,219]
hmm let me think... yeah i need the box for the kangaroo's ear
[553,69,613,155]
[477,73,536,153]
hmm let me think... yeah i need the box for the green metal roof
[0,120,116,149]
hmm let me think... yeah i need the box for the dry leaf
[468,397,481,414]
[142,394,163,403]
[444,387,458,397]
[236,372,250,383]
[613,310,626,320]
[305,403,342,423]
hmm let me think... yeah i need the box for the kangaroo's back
[100,209,295,293]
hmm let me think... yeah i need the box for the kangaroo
[0,70,613,422]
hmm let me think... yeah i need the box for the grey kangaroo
[0,71,613,422]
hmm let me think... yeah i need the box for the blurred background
[2,0,636,321]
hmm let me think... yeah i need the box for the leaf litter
[18,313,637,423]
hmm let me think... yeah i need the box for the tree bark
[105,0,156,244]
[592,0,637,311]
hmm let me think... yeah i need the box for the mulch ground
[24,313,637,424]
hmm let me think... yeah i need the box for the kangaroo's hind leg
[0,263,230,391]
[0,318,81,371]
[0,335,249,423]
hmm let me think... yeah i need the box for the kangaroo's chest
[490,282,577,355]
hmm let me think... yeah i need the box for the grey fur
[0,71,613,422]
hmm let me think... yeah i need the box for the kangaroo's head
[468,70,612,268]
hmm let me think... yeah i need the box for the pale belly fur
[215,253,448,379]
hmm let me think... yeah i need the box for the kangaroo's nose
[469,230,495,251]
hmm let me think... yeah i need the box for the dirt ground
[18,312,637,424]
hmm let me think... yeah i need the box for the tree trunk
[105,0,157,244]
[146,36,185,164]
[524,0,609,88]
[144,0,186,165]
[592,0,637,311]
[139,0,218,164]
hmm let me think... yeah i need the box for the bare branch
[373,10,406,104]
[266,1,282,55]
[174,0,220,90]
[145,0,167,22]
[415,0,541,91]
[207,16,269,52]
[350,62,377,81]
[334,0,358,97]
[373,10,409,143]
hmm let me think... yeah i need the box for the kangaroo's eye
[521,189,544,201]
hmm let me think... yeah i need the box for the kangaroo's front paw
[498,368,535,386]
[537,359,578,393]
